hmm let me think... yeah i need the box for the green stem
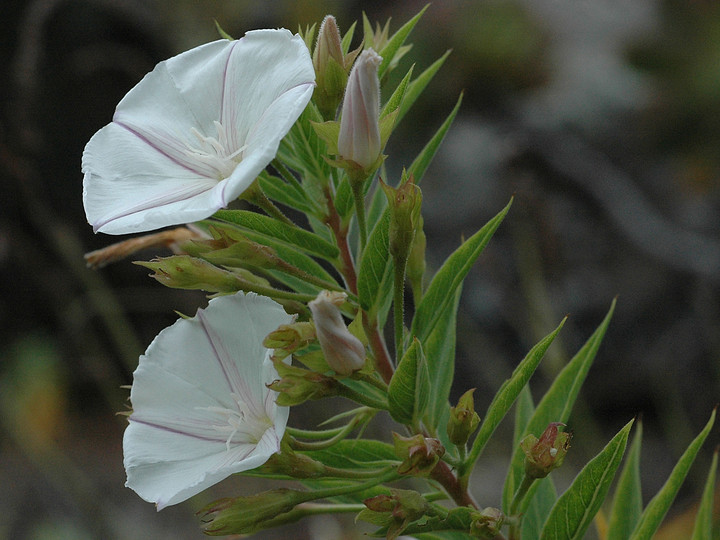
[244,182,295,226]
[356,372,389,393]
[234,277,318,303]
[322,464,397,480]
[350,175,369,250]
[392,257,407,359]
[508,474,536,540]
[362,312,395,384]
[288,414,370,450]
[337,383,388,410]
[286,425,346,441]
[273,258,356,300]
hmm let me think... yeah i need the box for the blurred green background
[1,0,719,538]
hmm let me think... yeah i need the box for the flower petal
[123,292,293,508]
[83,31,315,235]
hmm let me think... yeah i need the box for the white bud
[308,291,366,376]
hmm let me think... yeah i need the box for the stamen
[196,392,272,452]
[183,121,245,180]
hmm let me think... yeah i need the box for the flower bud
[267,359,338,406]
[308,290,366,376]
[381,175,423,262]
[520,422,571,479]
[338,49,383,172]
[393,433,445,476]
[135,255,254,292]
[198,489,304,535]
[470,507,505,539]
[360,489,429,539]
[263,322,315,360]
[260,451,326,479]
[447,388,481,446]
[312,15,348,117]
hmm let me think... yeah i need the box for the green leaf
[213,210,339,261]
[302,439,397,470]
[357,210,394,317]
[381,65,413,119]
[397,50,452,125]
[258,173,315,215]
[340,20,357,55]
[467,318,565,465]
[522,477,557,540]
[514,386,536,447]
[376,5,429,79]
[629,409,716,540]
[422,288,461,440]
[388,338,430,425]
[502,300,616,512]
[540,419,634,540]
[408,92,463,185]
[691,447,718,540]
[412,199,511,344]
[607,420,643,540]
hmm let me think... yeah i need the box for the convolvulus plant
[82,8,717,539]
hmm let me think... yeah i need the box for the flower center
[199,392,272,451]
[184,120,247,180]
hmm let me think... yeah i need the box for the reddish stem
[324,189,357,295]
[362,312,394,384]
[430,460,478,509]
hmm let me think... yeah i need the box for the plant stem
[350,175,369,250]
[393,257,407,359]
[429,460,478,510]
[362,312,395,384]
[325,187,358,294]
[337,383,388,410]
[244,182,295,226]
[508,474,536,540]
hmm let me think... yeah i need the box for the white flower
[337,49,382,170]
[123,292,293,509]
[83,29,314,235]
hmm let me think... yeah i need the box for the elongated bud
[520,422,572,479]
[447,388,481,446]
[393,433,445,476]
[308,290,366,376]
[338,49,382,171]
[134,255,261,292]
[313,15,348,117]
[381,175,423,262]
[260,451,326,479]
[199,489,305,535]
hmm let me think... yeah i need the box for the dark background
[1,1,718,538]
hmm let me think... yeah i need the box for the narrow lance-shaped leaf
[540,420,634,540]
[467,318,566,466]
[607,420,643,540]
[412,199,511,343]
[691,447,718,540]
[502,300,616,512]
[357,210,393,317]
[375,5,430,79]
[421,288,461,441]
[388,338,430,425]
[629,408,717,540]
[396,50,451,125]
[213,210,339,261]
[408,92,463,186]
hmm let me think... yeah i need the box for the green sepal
[388,338,430,425]
[134,255,248,293]
[539,419,634,540]
[214,20,234,40]
[340,20,357,55]
[311,120,340,155]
